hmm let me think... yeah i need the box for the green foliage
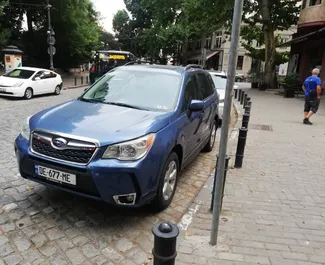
[100,31,120,50]
[1,0,102,67]
[283,73,301,90]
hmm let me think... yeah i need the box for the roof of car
[118,64,206,75]
[15,66,56,72]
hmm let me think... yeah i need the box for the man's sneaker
[303,118,313,125]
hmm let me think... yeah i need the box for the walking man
[302,68,322,125]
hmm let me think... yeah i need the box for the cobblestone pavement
[176,89,325,265]
[0,89,221,265]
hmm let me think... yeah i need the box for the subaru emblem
[52,137,68,148]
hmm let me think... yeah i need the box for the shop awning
[188,50,220,61]
[278,27,325,47]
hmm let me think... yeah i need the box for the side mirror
[189,100,204,112]
[34,77,41,81]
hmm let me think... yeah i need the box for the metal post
[86,76,89,84]
[242,113,250,128]
[234,128,248,168]
[220,156,231,211]
[152,222,179,265]
[81,76,84,85]
[234,89,238,99]
[47,0,54,70]
[238,89,242,102]
[74,77,77,86]
[244,104,251,114]
[210,0,244,246]
[210,154,230,213]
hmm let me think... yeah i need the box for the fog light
[113,193,136,205]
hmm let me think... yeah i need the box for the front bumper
[0,86,25,97]
[15,135,164,207]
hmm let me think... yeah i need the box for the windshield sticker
[156,105,168,110]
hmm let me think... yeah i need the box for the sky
[92,0,126,33]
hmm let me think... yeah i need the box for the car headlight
[21,116,31,140]
[102,134,156,161]
[13,81,24,87]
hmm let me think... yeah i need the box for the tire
[152,152,179,211]
[54,85,61,95]
[202,120,218,152]
[24,88,33,100]
[236,78,241,82]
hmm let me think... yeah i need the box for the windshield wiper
[80,98,104,103]
[103,102,149,111]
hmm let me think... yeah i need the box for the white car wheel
[54,85,61,95]
[24,88,33,100]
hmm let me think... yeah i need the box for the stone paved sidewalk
[176,89,325,265]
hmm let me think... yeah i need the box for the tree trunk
[26,11,33,33]
[259,0,277,89]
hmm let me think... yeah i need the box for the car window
[41,71,57,79]
[196,72,214,99]
[82,68,182,112]
[34,71,44,79]
[181,75,199,113]
[211,75,227,90]
[4,69,35,79]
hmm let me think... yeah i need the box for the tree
[99,31,120,50]
[242,0,300,89]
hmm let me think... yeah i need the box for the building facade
[184,26,295,76]
[287,0,325,82]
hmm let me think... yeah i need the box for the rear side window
[196,73,214,99]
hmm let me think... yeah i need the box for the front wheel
[24,88,33,100]
[202,120,217,152]
[152,152,179,211]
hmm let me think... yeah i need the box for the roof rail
[124,60,157,66]
[184,64,204,71]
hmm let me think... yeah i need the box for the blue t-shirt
[304,75,321,97]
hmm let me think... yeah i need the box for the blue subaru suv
[15,64,219,211]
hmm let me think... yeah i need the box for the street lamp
[46,0,55,70]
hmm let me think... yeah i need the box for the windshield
[4,69,35,79]
[81,68,182,111]
[211,75,227,90]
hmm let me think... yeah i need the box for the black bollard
[234,89,238,99]
[81,76,84,85]
[234,128,248,168]
[210,154,230,213]
[242,113,250,128]
[74,77,77,86]
[238,89,242,102]
[244,104,251,114]
[243,94,248,106]
[240,92,245,105]
[152,222,179,265]
[86,76,89,84]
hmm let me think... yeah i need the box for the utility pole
[46,0,54,70]
[210,0,244,246]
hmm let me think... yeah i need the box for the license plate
[0,88,6,92]
[35,165,76,185]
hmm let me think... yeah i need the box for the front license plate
[35,165,76,185]
[0,88,6,92]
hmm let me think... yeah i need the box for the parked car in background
[209,70,246,82]
[15,64,219,211]
[0,67,63,99]
[209,72,238,124]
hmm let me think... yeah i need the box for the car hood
[30,100,171,146]
[0,76,27,86]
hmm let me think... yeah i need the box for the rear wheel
[54,85,61,95]
[202,120,217,152]
[24,88,33,100]
[152,152,179,212]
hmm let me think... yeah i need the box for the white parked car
[209,72,238,124]
[0,67,63,99]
